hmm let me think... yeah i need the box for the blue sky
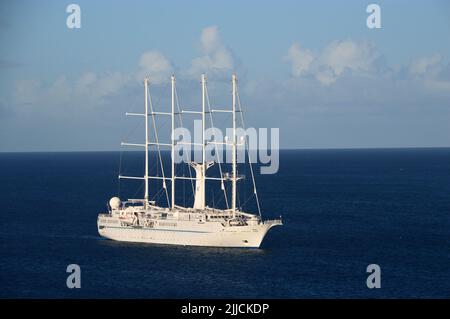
[1,0,450,151]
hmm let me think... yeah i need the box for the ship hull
[97,216,278,248]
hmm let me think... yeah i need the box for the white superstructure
[97,74,282,248]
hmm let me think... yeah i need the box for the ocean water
[0,149,449,298]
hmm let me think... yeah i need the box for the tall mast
[201,74,206,209]
[144,78,149,208]
[171,75,175,209]
[232,74,237,217]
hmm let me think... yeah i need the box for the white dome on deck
[109,197,121,209]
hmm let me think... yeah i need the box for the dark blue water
[1,149,449,298]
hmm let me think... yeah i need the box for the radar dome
[109,197,121,209]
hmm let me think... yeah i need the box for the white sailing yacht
[97,74,282,248]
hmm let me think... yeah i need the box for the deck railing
[263,219,283,225]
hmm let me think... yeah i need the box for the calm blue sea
[1,149,449,298]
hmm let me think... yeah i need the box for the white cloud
[137,50,173,84]
[12,30,236,116]
[13,50,173,115]
[285,43,315,77]
[409,54,441,76]
[285,39,380,85]
[408,54,450,92]
[76,71,129,98]
[77,72,97,89]
[322,40,377,76]
[47,76,72,104]
[13,71,131,117]
[314,68,336,86]
[14,79,42,105]
[188,26,234,77]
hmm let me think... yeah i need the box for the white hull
[98,215,280,248]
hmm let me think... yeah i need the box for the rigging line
[119,91,145,198]
[174,84,195,196]
[237,182,241,210]
[240,193,256,211]
[183,167,187,207]
[214,183,228,209]
[182,164,185,207]
[174,85,194,194]
[148,151,158,176]
[236,87,262,218]
[214,181,230,208]
[151,81,170,114]
[118,150,123,197]
[132,181,145,200]
[205,84,230,209]
[119,151,141,197]
[150,187,160,203]
[151,186,165,203]
[147,85,170,207]
[123,91,144,140]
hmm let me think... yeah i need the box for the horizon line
[1,146,450,154]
